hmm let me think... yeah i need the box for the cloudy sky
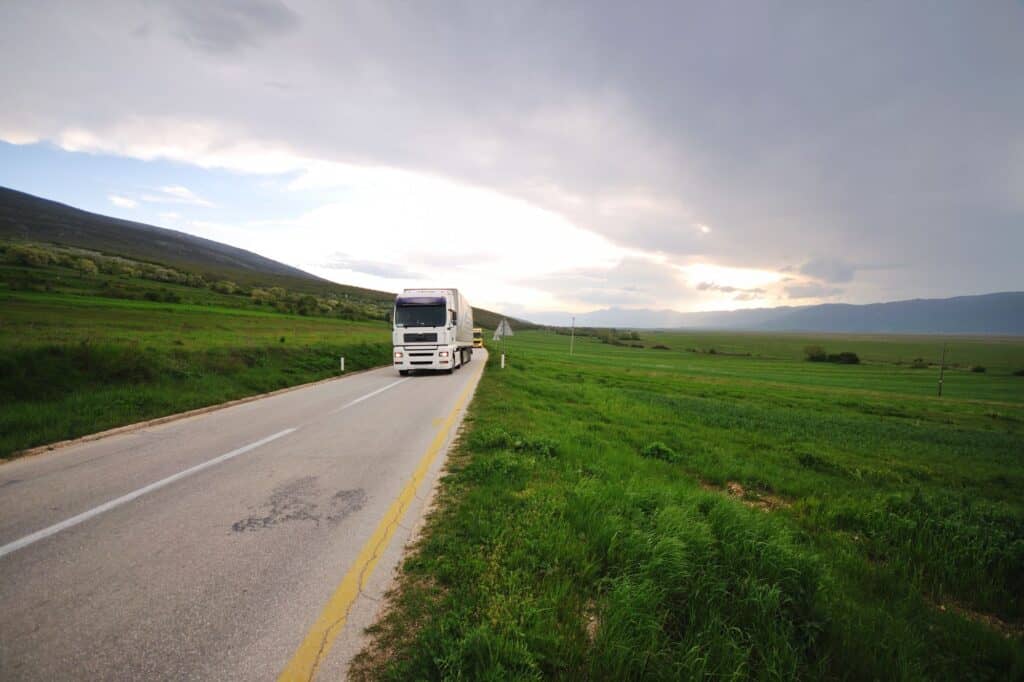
[1,1,1021,322]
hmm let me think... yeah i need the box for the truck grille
[404,332,437,342]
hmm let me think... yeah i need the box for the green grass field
[353,330,1024,680]
[0,289,391,459]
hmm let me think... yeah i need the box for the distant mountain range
[533,292,1024,334]
[0,186,526,329]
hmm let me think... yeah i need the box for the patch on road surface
[232,477,367,532]
[329,488,368,522]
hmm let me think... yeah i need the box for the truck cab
[473,328,484,348]
[392,289,473,375]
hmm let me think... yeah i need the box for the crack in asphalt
[305,491,411,682]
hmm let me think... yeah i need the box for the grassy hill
[0,185,528,327]
[0,186,391,301]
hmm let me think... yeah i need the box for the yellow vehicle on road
[472,327,484,348]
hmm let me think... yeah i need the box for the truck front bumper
[393,346,454,371]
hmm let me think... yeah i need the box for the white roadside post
[340,356,345,373]
[570,316,575,356]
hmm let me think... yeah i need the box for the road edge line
[277,363,485,682]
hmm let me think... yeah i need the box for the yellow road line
[277,368,482,682]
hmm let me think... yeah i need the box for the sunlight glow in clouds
[2,117,827,316]
[272,166,625,311]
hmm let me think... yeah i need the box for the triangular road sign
[493,319,514,340]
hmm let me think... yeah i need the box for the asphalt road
[0,351,486,681]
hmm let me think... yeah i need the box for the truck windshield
[395,304,446,327]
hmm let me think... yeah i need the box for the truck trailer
[392,288,474,375]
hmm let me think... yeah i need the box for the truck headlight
[394,351,403,359]
[439,351,449,357]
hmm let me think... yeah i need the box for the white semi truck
[392,288,474,375]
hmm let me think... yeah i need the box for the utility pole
[570,316,575,356]
[937,342,947,397]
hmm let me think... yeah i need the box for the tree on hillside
[76,258,99,275]
[297,295,319,316]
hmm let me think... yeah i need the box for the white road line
[329,377,409,414]
[0,428,296,560]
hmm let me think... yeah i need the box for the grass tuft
[639,441,680,463]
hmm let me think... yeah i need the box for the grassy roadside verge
[0,292,390,459]
[352,332,1023,680]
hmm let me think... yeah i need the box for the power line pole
[937,342,947,397]
[569,316,575,356]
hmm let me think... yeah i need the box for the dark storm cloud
[799,258,856,284]
[1,1,1021,304]
[164,0,299,54]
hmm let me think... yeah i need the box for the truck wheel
[399,370,410,376]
